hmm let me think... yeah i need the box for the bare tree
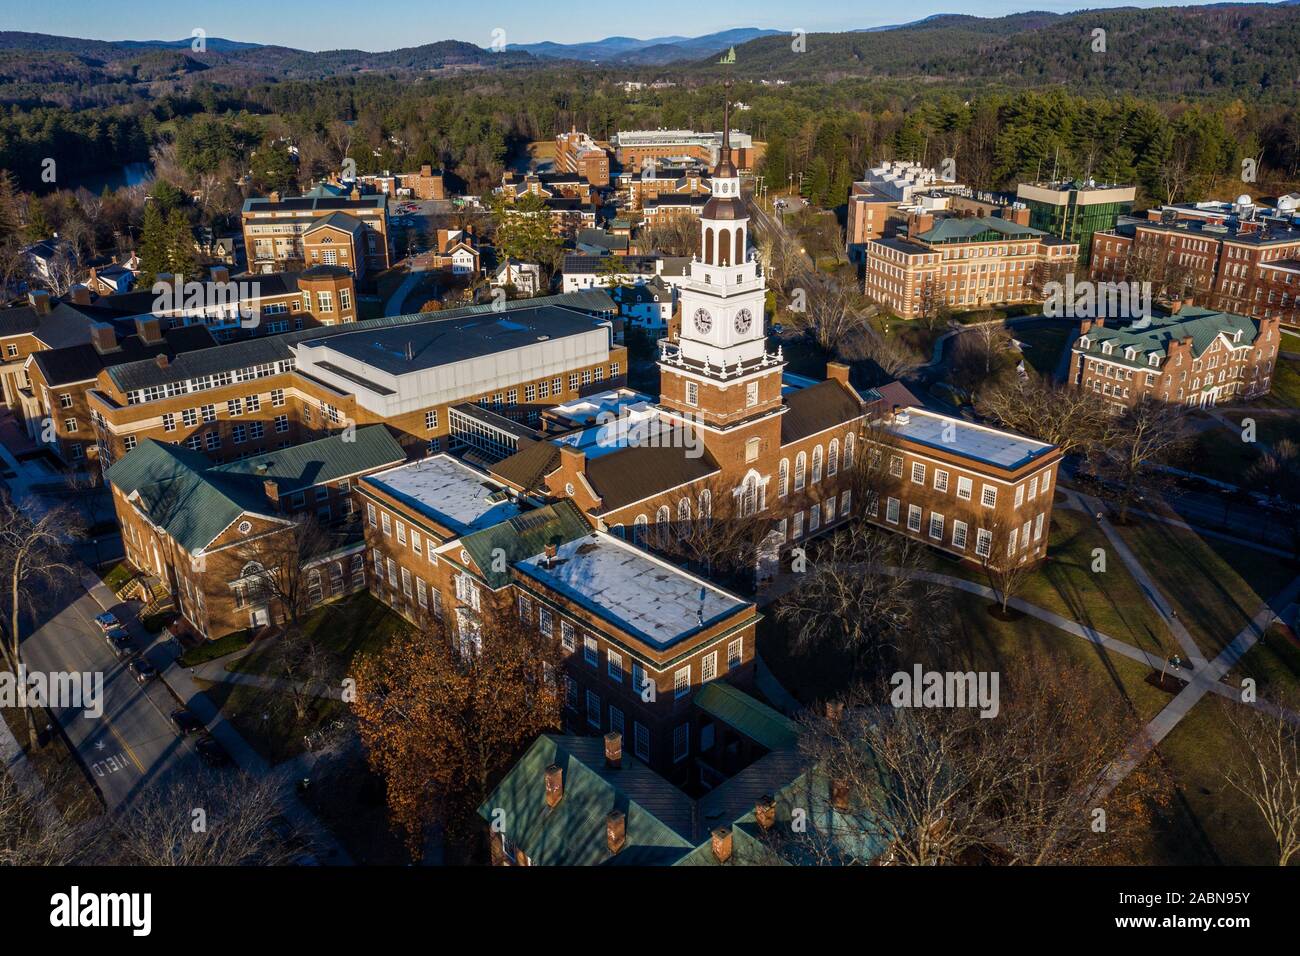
[0,763,101,865]
[233,515,334,637]
[790,655,1168,865]
[1220,693,1300,866]
[949,323,1016,399]
[791,272,867,355]
[110,770,304,865]
[976,514,1038,616]
[841,327,923,384]
[777,522,949,660]
[1090,397,1190,523]
[652,476,773,587]
[0,497,80,748]
[978,373,1108,457]
[638,216,701,258]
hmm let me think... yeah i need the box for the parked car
[94,612,121,632]
[195,735,231,767]
[105,628,132,657]
[170,709,204,736]
[128,658,158,684]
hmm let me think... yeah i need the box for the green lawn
[1113,517,1296,659]
[178,629,253,667]
[1011,323,1071,377]
[229,591,406,680]
[1251,355,1300,410]
[934,508,1177,661]
[1141,696,1284,865]
[1230,621,1300,696]
[99,561,136,593]
[196,678,346,766]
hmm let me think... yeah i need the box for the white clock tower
[658,94,784,432]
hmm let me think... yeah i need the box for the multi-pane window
[161,413,176,432]
[701,652,717,683]
[778,459,789,497]
[634,723,650,762]
[953,520,968,550]
[381,513,391,536]
[182,408,198,427]
[934,469,949,492]
[275,415,289,433]
[201,404,216,423]
[538,606,553,637]
[907,504,922,532]
[975,528,993,558]
[886,497,900,524]
[560,620,575,651]
[607,650,623,683]
[673,667,690,699]
[586,690,601,729]
[425,409,438,431]
[271,389,285,407]
[227,398,243,417]
[396,521,407,545]
[584,635,598,667]
[981,485,998,508]
[957,476,973,501]
[727,638,743,670]
[911,462,926,485]
[929,512,945,539]
[673,724,689,763]
[249,421,264,439]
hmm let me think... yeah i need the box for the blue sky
[6,0,1258,51]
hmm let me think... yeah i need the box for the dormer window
[1079,336,1091,349]
[1125,347,1137,360]
[1233,329,1243,342]
[1102,342,1113,355]
[1148,353,1160,367]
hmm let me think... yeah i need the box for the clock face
[693,308,713,334]
[734,308,753,335]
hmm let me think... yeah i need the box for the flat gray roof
[884,408,1054,471]
[363,455,521,534]
[298,306,606,377]
[517,534,748,649]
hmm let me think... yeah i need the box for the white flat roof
[884,408,1055,471]
[517,533,749,649]
[547,388,655,425]
[553,405,678,460]
[364,454,521,533]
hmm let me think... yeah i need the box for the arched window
[634,513,649,544]
[844,432,855,469]
[735,227,743,264]
[812,445,823,484]
[794,452,807,491]
[610,523,626,539]
[698,489,712,525]
[719,228,731,266]
[678,497,691,525]
[307,569,323,605]
[828,439,839,477]
[704,227,714,265]
[329,561,344,592]
[655,505,671,545]
[350,553,365,588]
[778,458,789,497]
[740,475,758,517]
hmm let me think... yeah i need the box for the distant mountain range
[507,28,783,65]
[3,2,1300,106]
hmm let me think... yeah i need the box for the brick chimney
[420,164,433,177]
[135,315,164,345]
[27,290,50,315]
[154,353,169,369]
[825,361,851,387]
[263,479,280,507]
[210,265,230,284]
[830,779,851,812]
[89,322,118,354]
[606,810,626,855]
[543,541,559,566]
[70,284,91,306]
[1079,318,1093,335]
[269,190,281,203]
[755,795,776,831]
[544,763,563,808]
[604,732,622,769]
[711,826,733,864]
[1167,299,1184,315]
[350,186,361,200]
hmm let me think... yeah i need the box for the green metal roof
[458,499,592,589]
[209,424,405,495]
[694,681,799,752]
[917,215,1045,244]
[106,425,405,553]
[1075,307,1260,369]
[477,735,695,866]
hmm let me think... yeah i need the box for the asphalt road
[17,580,200,808]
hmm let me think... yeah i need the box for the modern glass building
[1016,181,1136,266]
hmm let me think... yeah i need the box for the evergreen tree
[165,208,197,280]
[137,202,169,287]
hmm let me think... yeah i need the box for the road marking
[105,721,144,773]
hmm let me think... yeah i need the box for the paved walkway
[384,272,424,317]
[1066,488,1208,669]
[160,655,352,864]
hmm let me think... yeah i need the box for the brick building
[106,426,405,637]
[242,191,390,275]
[612,129,753,172]
[555,130,610,188]
[1090,215,1300,326]
[86,292,625,470]
[864,212,1078,319]
[1068,306,1280,411]
[356,454,760,780]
